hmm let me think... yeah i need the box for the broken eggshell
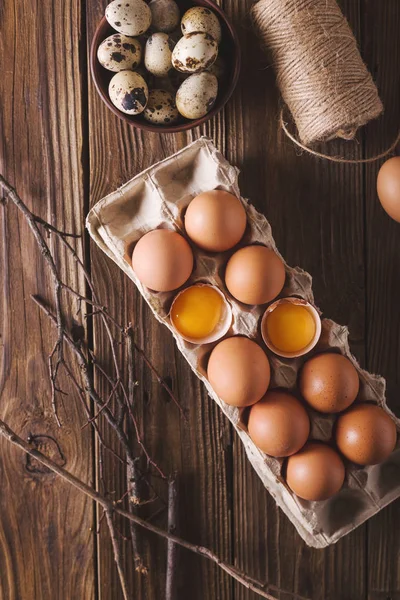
[261,297,321,359]
[169,283,232,345]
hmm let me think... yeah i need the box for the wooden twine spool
[251,0,383,146]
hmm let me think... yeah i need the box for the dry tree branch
[0,419,287,600]
[105,510,130,600]
[0,175,310,600]
[31,295,139,470]
[0,175,65,427]
[62,361,126,465]
[165,475,178,600]
[126,330,147,574]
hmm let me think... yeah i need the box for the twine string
[251,0,383,146]
[280,110,400,164]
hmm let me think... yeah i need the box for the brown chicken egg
[286,442,345,501]
[184,190,247,252]
[225,245,286,305]
[377,156,400,223]
[247,390,310,457]
[299,353,359,414]
[336,403,397,465]
[131,229,193,292]
[207,336,270,407]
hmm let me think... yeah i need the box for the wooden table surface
[1,0,400,599]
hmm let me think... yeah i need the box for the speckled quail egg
[105,0,151,36]
[176,72,218,119]
[149,0,180,33]
[97,34,142,72]
[144,89,179,125]
[172,32,218,73]
[181,7,222,44]
[145,33,174,77]
[109,70,148,114]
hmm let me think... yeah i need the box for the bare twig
[166,474,179,600]
[105,510,130,600]
[0,419,286,600]
[31,295,137,468]
[81,378,121,429]
[63,362,126,465]
[127,459,148,574]
[0,176,65,427]
[128,330,186,420]
[126,336,147,574]
[31,215,81,239]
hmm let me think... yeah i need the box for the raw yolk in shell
[265,303,316,353]
[171,286,223,340]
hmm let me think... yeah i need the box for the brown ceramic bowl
[90,1,240,133]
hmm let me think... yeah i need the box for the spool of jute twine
[251,0,399,162]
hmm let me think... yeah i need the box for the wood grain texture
[0,0,94,599]
[361,2,400,600]
[1,0,399,597]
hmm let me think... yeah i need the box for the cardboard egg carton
[86,137,400,548]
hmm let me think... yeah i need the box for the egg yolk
[171,286,223,339]
[265,303,316,353]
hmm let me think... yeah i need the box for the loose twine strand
[280,110,400,163]
[251,0,399,163]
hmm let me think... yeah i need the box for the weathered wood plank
[362,2,400,599]
[86,1,233,597]
[0,0,94,598]
[225,0,367,598]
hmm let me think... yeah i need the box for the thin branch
[126,338,147,574]
[33,215,81,238]
[105,510,130,600]
[127,328,186,421]
[32,295,165,480]
[0,176,65,427]
[89,352,126,427]
[81,378,121,429]
[38,221,126,421]
[62,362,126,465]
[31,294,136,466]
[0,419,287,600]
[166,474,178,600]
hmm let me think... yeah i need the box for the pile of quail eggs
[98,0,225,125]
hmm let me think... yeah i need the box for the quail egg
[172,32,218,73]
[105,0,152,36]
[97,34,142,72]
[176,72,218,119]
[149,0,180,33]
[144,89,179,125]
[145,33,174,77]
[109,70,148,115]
[181,7,222,44]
